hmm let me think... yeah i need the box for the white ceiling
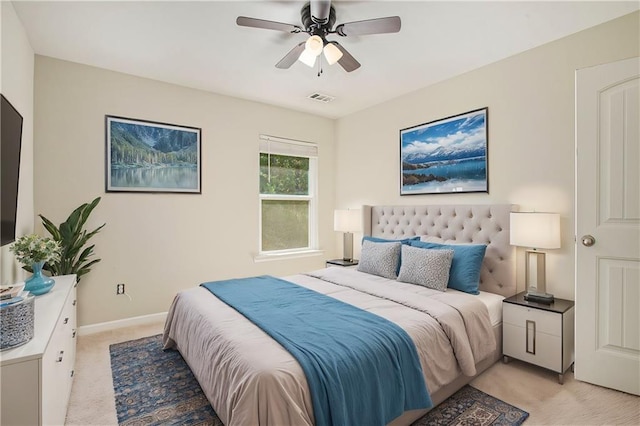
[11,1,639,118]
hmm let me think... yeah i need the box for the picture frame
[400,107,488,195]
[105,115,201,193]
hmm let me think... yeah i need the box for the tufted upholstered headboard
[362,204,518,297]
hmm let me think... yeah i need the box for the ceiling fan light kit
[297,35,343,67]
[236,0,401,74]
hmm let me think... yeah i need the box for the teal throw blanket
[201,275,431,426]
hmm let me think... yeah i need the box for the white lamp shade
[323,43,343,65]
[298,49,317,67]
[305,35,323,56]
[334,209,362,233]
[510,212,561,249]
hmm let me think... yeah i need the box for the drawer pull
[57,350,65,362]
[71,370,75,378]
[72,329,77,338]
[73,299,77,306]
[63,317,69,325]
[526,320,536,355]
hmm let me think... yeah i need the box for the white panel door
[575,56,640,395]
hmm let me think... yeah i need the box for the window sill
[254,249,325,263]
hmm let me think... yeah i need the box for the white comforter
[163,268,496,426]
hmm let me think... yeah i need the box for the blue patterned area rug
[110,334,221,426]
[411,385,529,426]
[110,334,529,426]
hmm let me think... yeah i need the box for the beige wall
[0,2,35,285]
[34,57,335,326]
[334,12,639,300]
[26,11,640,325]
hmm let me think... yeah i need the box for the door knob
[581,235,595,247]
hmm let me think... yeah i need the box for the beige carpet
[66,320,639,425]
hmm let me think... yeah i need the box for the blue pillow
[408,240,487,295]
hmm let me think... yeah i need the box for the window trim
[253,249,325,263]
[258,135,319,256]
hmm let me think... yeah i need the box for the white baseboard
[78,312,167,336]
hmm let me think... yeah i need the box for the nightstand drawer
[503,303,561,337]
[503,322,563,372]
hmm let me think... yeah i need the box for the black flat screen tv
[1,94,23,246]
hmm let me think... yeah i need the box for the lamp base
[524,291,555,304]
[342,232,354,263]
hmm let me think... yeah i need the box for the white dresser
[1,274,77,425]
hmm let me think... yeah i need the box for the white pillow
[357,240,401,279]
[397,245,454,291]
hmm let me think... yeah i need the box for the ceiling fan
[236,0,401,73]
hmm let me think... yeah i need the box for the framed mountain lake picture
[106,116,201,193]
[400,108,488,195]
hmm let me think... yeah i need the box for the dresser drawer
[42,283,77,425]
[503,303,562,337]
[42,334,69,425]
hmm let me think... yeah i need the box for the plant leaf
[39,215,62,240]
[38,197,105,281]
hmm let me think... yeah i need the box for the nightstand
[502,292,575,384]
[325,259,359,268]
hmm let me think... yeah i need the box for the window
[259,135,318,255]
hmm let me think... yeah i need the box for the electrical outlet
[116,283,125,295]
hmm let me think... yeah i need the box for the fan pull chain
[317,58,323,77]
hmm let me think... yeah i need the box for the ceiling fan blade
[332,42,361,72]
[335,16,401,36]
[236,16,302,33]
[275,42,307,69]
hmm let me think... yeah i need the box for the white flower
[9,234,62,266]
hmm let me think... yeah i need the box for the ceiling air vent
[307,92,335,103]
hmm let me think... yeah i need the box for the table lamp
[510,212,561,304]
[334,209,361,262]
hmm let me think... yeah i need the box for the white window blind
[259,135,318,158]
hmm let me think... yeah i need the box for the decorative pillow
[397,245,454,291]
[357,240,402,279]
[408,240,487,295]
[362,236,419,275]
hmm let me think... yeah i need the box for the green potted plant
[34,197,106,283]
[10,234,62,295]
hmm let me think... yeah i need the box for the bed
[163,204,517,425]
